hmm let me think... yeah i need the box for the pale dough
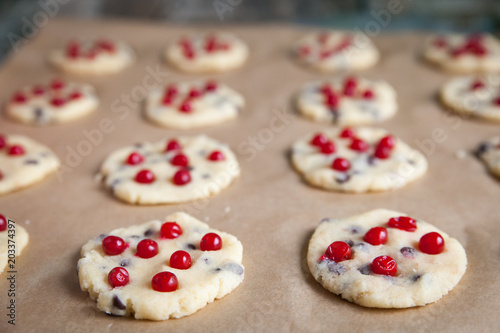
[0,214,29,274]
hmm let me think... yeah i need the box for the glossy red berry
[0,214,7,232]
[310,133,329,147]
[331,158,350,172]
[171,153,189,167]
[102,236,127,255]
[165,139,181,152]
[12,93,27,104]
[362,90,374,99]
[162,95,173,105]
[363,227,388,245]
[325,241,351,262]
[374,145,391,159]
[97,39,115,52]
[339,127,355,138]
[50,79,65,90]
[471,80,484,90]
[320,84,333,95]
[184,48,195,59]
[172,169,191,186]
[343,77,357,96]
[188,88,201,98]
[152,271,178,292]
[126,152,144,165]
[165,84,178,97]
[160,222,182,239]
[419,232,445,255]
[169,250,192,270]
[387,216,417,232]
[179,101,192,113]
[208,150,225,161]
[135,169,155,184]
[200,233,222,251]
[325,93,339,108]
[205,81,218,92]
[371,255,397,276]
[108,267,129,288]
[136,239,159,259]
[349,138,369,152]
[50,98,66,107]
[8,145,25,156]
[378,135,395,149]
[320,141,336,154]
[69,91,82,100]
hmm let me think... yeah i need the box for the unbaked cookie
[144,80,244,129]
[99,135,240,205]
[293,30,379,72]
[475,136,500,179]
[6,79,99,125]
[164,32,248,73]
[422,33,500,73]
[308,209,467,308]
[0,214,29,274]
[77,212,244,320]
[0,134,60,195]
[296,76,397,125]
[48,39,134,75]
[440,74,500,123]
[291,127,427,193]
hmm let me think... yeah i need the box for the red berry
[108,267,129,288]
[200,233,222,251]
[208,150,225,161]
[371,255,397,276]
[165,84,178,97]
[135,169,155,184]
[318,254,328,262]
[205,81,218,92]
[205,36,217,52]
[419,232,445,255]
[298,46,310,57]
[67,42,80,58]
[50,98,66,107]
[12,93,27,104]
[494,97,500,106]
[472,45,487,56]
[317,32,329,44]
[188,88,201,98]
[97,39,115,52]
[160,222,182,239]
[171,153,189,167]
[0,135,6,149]
[169,250,192,270]
[0,214,7,232]
[102,236,127,255]
[320,141,336,154]
[374,145,391,159]
[471,80,484,90]
[339,127,355,139]
[179,101,192,113]
[343,77,357,96]
[451,47,466,58]
[310,133,329,147]
[325,93,339,108]
[8,145,25,156]
[136,239,159,259]
[126,152,144,165]
[151,271,178,292]
[433,37,446,48]
[331,158,350,172]
[320,84,333,95]
[165,139,181,152]
[162,95,173,105]
[32,86,45,95]
[183,48,195,59]
[50,79,65,90]
[378,135,395,149]
[325,241,351,262]
[69,91,82,100]
[363,227,388,245]
[349,138,369,152]
[172,169,191,186]
[362,90,374,99]
[387,216,417,232]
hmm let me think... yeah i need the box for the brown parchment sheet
[0,18,499,333]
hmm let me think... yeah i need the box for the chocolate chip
[475,142,492,157]
[34,108,48,123]
[112,295,126,310]
[144,229,154,237]
[367,155,377,166]
[216,263,244,275]
[354,242,368,251]
[120,259,131,267]
[343,239,354,247]
[327,262,347,275]
[185,243,196,250]
[97,234,107,241]
[106,312,120,317]
[407,159,416,165]
[133,143,143,148]
[358,264,371,275]
[202,173,211,179]
[187,166,194,171]
[335,173,350,184]
[130,235,141,239]
[400,247,416,258]
[411,274,422,282]
[203,257,211,265]
[330,109,339,124]
[349,225,362,234]
[24,159,38,165]
[320,218,330,223]
[110,179,122,192]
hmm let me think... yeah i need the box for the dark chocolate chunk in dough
[113,295,126,310]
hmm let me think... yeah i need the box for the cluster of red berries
[179,35,231,60]
[11,79,82,108]
[433,34,487,57]
[469,79,500,106]
[161,81,218,113]
[297,32,352,59]
[320,77,375,110]
[66,39,116,59]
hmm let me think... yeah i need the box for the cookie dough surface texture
[48,39,134,75]
[77,212,244,320]
[291,127,427,193]
[293,30,379,72]
[145,80,244,129]
[6,79,99,125]
[307,209,467,308]
[0,214,29,274]
[0,134,60,195]
[165,32,248,73]
[440,75,500,123]
[297,76,397,125]
[476,136,500,178]
[422,33,500,73]
[100,135,240,205]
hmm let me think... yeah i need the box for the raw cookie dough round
[164,32,248,73]
[422,33,500,73]
[292,30,379,72]
[77,212,244,320]
[0,214,29,274]
[99,135,240,205]
[440,74,500,123]
[291,127,428,193]
[6,79,99,125]
[0,134,60,195]
[144,80,244,129]
[308,209,467,308]
[475,136,500,179]
[48,39,134,75]
[296,76,397,125]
